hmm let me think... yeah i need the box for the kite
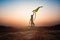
[32,6,43,20]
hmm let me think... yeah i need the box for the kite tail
[33,12,36,21]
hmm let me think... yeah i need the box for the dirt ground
[0,27,60,40]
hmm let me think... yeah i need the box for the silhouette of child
[30,15,35,27]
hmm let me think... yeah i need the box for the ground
[0,26,60,40]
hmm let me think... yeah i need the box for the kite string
[33,12,36,21]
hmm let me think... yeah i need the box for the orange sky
[0,0,60,27]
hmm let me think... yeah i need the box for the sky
[0,0,60,27]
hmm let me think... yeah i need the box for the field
[0,25,60,40]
